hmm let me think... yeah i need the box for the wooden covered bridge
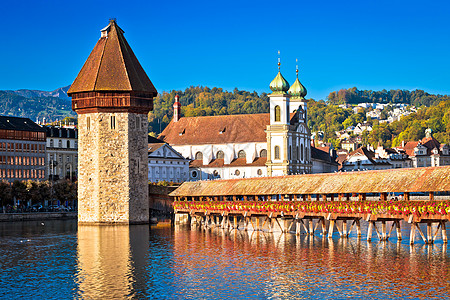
[171,166,450,244]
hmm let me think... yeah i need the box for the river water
[0,220,449,299]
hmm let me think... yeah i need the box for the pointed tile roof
[68,20,157,96]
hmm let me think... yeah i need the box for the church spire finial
[278,50,281,71]
[296,58,299,78]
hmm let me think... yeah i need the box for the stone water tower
[68,20,157,224]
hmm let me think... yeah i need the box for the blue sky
[1,0,449,100]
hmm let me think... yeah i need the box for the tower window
[216,150,224,159]
[195,152,203,160]
[275,105,281,122]
[238,150,246,158]
[260,149,267,158]
[67,141,71,148]
[136,116,141,131]
[275,146,280,159]
[110,115,116,130]
[87,117,91,131]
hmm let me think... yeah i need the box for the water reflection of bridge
[172,226,450,299]
[171,166,450,244]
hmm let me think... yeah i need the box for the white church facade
[159,66,337,181]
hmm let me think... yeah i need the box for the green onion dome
[288,77,307,99]
[269,71,290,94]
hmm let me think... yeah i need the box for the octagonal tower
[68,20,157,224]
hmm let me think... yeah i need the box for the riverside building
[0,116,46,182]
[45,126,78,181]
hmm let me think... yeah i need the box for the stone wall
[0,212,77,222]
[78,112,149,224]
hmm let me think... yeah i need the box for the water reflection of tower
[76,225,149,299]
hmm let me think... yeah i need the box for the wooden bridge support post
[330,194,334,201]
[322,194,327,201]
[295,219,301,235]
[441,221,448,243]
[356,219,361,239]
[234,216,238,229]
[268,218,274,233]
[309,219,314,235]
[427,222,433,244]
[410,223,416,244]
[255,217,260,231]
[328,220,335,239]
[321,218,328,236]
[302,195,307,201]
[404,192,410,201]
[346,193,350,201]
[429,192,434,201]
[381,221,387,241]
[342,220,348,238]
[395,220,402,241]
[338,193,343,201]
[367,221,373,242]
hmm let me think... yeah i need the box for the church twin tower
[69,20,310,224]
[266,62,311,176]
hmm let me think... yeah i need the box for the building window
[195,152,203,160]
[275,105,281,122]
[275,146,280,159]
[67,140,70,148]
[238,150,246,158]
[234,169,240,176]
[257,169,262,175]
[216,150,224,159]
[260,149,267,158]
[110,115,116,130]
[191,170,198,178]
[58,140,62,148]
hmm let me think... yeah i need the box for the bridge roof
[170,166,450,197]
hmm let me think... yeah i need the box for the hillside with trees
[327,87,450,107]
[148,86,270,135]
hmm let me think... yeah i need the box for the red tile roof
[159,114,270,145]
[159,113,303,146]
[68,20,157,95]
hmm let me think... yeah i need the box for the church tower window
[195,152,203,160]
[275,106,281,122]
[216,150,224,159]
[301,145,304,161]
[274,146,280,159]
[238,150,246,158]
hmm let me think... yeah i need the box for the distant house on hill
[394,129,450,168]
[341,146,391,171]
